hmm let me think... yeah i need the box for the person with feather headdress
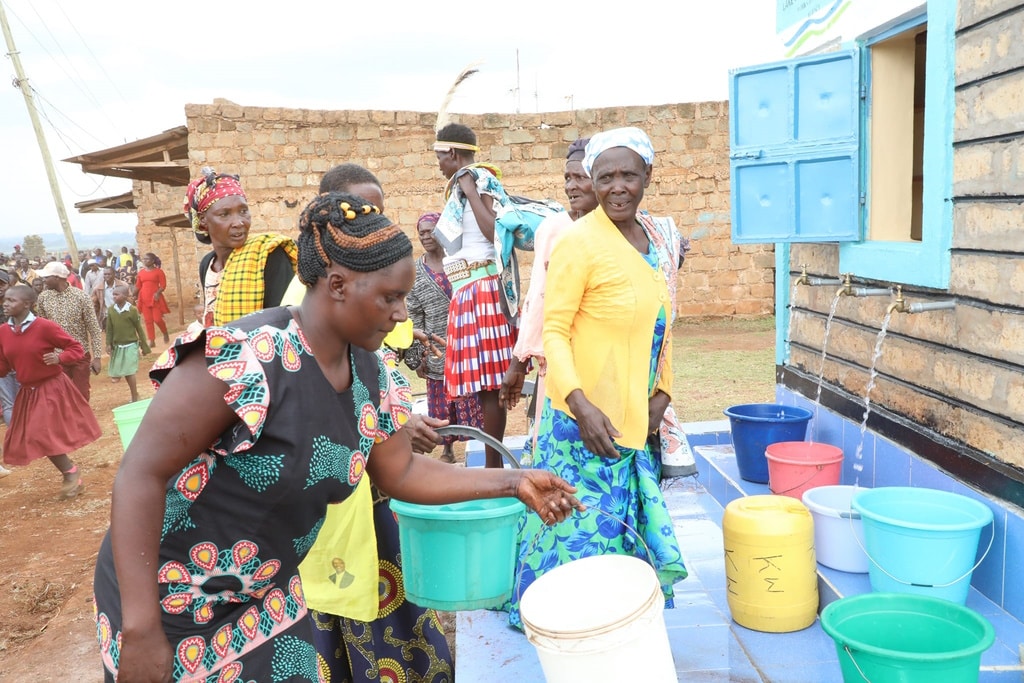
[432,122,518,470]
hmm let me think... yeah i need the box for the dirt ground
[0,316,775,681]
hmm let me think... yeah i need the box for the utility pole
[0,1,80,268]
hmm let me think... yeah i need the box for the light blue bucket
[852,487,993,605]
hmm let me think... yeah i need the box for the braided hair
[296,192,412,285]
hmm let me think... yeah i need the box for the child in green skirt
[105,285,150,402]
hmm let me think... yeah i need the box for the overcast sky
[0,0,781,247]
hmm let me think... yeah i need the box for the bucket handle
[849,507,995,590]
[434,425,520,469]
[769,463,833,496]
[842,645,874,683]
[514,506,656,604]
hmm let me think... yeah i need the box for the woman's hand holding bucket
[515,470,585,525]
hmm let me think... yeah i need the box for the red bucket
[765,442,843,500]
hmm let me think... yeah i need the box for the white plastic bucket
[802,485,870,573]
[520,555,675,682]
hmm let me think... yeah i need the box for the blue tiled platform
[456,476,771,681]
[692,437,1024,682]
[454,421,1024,681]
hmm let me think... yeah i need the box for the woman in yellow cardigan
[507,127,687,628]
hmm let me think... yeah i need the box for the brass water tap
[837,273,853,297]
[795,264,809,286]
[887,286,909,315]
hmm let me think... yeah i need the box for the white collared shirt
[8,311,36,333]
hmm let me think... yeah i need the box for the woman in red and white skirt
[433,123,517,469]
[404,212,485,463]
[0,285,101,498]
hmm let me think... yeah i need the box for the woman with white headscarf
[507,127,687,628]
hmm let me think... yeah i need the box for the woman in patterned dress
[93,192,581,683]
[506,128,688,629]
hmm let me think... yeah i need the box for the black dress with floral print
[93,307,408,683]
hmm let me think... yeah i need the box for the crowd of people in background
[0,244,142,483]
[0,124,693,683]
[0,245,139,293]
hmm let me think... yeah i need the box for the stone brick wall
[133,101,773,318]
[948,0,1024,467]
[784,1,1024,472]
[132,179,207,325]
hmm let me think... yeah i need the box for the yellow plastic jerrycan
[723,494,818,632]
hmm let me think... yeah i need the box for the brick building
[69,102,772,321]
[731,0,1024,625]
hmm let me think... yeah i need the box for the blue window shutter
[730,49,861,243]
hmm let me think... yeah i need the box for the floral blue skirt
[506,398,688,629]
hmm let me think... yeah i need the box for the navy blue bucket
[724,404,813,483]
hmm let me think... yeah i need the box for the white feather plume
[436,61,483,132]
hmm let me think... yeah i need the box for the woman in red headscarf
[183,168,296,327]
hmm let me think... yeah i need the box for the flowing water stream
[812,291,844,437]
[851,310,894,485]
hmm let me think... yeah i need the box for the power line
[0,0,81,264]
[30,83,107,147]
[3,4,94,105]
[52,0,129,107]
[31,98,110,197]
[3,1,120,136]
[3,5,114,199]
[25,1,103,108]
[35,100,84,149]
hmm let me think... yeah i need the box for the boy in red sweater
[0,285,101,498]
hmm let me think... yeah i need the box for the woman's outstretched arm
[367,430,582,526]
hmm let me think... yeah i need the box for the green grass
[402,316,777,426]
[670,317,777,422]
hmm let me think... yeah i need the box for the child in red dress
[0,285,101,498]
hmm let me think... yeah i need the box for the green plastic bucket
[821,593,994,682]
[112,398,152,450]
[390,497,525,610]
